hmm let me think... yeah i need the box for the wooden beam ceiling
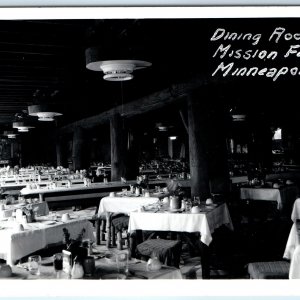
[59,75,210,135]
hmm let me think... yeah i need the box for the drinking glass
[53,253,63,278]
[116,252,129,276]
[28,255,41,275]
[83,256,95,277]
[49,211,57,221]
[193,196,201,206]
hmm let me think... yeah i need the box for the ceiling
[0,18,300,135]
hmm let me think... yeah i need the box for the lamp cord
[120,81,125,130]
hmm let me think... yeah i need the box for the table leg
[181,232,211,279]
[100,220,106,242]
[199,242,210,279]
[106,212,112,248]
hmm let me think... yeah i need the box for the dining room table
[0,201,49,220]
[9,254,183,280]
[240,185,299,210]
[96,191,167,247]
[98,191,167,215]
[128,201,234,278]
[0,212,95,266]
[128,202,234,246]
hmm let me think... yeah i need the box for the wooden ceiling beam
[59,75,209,135]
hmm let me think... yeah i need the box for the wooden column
[125,130,140,180]
[248,116,273,171]
[187,93,210,200]
[72,126,84,171]
[110,113,126,181]
[207,105,230,196]
[56,136,64,167]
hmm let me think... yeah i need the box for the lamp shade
[28,104,62,121]
[13,121,34,132]
[85,47,151,82]
[3,130,17,138]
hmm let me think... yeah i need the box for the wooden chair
[135,238,182,268]
[111,215,130,250]
[247,260,290,279]
[96,213,129,250]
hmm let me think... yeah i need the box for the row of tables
[1,176,300,279]
[0,187,234,280]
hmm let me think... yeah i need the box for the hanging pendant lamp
[13,121,34,132]
[85,47,151,82]
[3,130,17,139]
[28,104,62,121]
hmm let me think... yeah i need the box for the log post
[110,113,127,181]
[207,105,230,196]
[72,126,84,171]
[56,135,64,167]
[187,93,210,200]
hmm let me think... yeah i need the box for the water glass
[193,196,201,205]
[28,255,41,275]
[116,252,129,276]
[49,211,57,221]
[53,253,63,278]
[83,256,95,277]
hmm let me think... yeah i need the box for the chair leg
[117,231,123,250]
[106,213,112,248]
[95,219,100,245]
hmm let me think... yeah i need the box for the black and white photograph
[1,7,300,287]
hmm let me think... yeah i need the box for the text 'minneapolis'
[210,27,300,81]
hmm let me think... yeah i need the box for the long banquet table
[98,192,166,215]
[0,178,84,192]
[19,180,171,209]
[0,201,49,220]
[20,181,137,208]
[240,185,298,210]
[0,215,95,265]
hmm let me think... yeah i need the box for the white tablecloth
[289,245,300,279]
[0,202,49,220]
[240,186,298,210]
[291,198,300,222]
[0,217,95,265]
[283,223,298,260]
[128,203,234,246]
[98,196,160,215]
